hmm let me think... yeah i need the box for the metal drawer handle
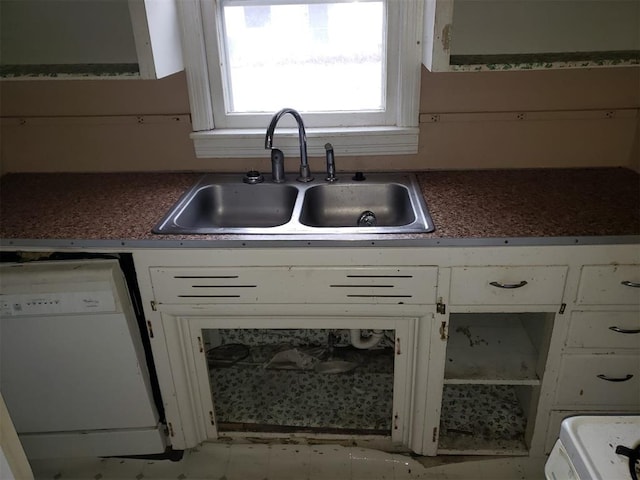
[609,326,640,334]
[621,280,640,288]
[597,374,634,382]
[489,280,528,289]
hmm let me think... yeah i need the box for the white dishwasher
[0,259,166,459]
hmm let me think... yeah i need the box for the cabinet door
[128,0,183,79]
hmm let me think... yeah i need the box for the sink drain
[357,210,377,227]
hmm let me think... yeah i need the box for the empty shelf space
[204,329,396,434]
[210,361,393,433]
[444,313,549,385]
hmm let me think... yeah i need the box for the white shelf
[444,315,541,385]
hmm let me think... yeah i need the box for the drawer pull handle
[489,280,528,289]
[609,326,640,334]
[621,280,640,288]
[597,374,634,382]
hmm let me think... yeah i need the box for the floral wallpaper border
[0,63,140,79]
[449,50,640,71]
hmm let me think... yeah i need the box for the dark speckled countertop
[1,168,639,248]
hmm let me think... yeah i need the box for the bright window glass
[220,0,385,114]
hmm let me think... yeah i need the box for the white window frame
[176,0,424,158]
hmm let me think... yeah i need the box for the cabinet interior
[202,328,396,435]
[439,312,555,454]
[0,1,138,74]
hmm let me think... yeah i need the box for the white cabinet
[434,262,566,455]
[544,262,640,453]
[438,313,556,454]
[0,0,183,79]
[134,248,439,453]
[130,244,640,458]
[422,0,640,72]
[424,245,638,458]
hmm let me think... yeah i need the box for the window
[177,0,424,158]
[219,1,385,119]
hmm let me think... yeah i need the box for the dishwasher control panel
[1,259,122,318]
[1,285,116,316]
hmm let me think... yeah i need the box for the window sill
[190,126,419,158]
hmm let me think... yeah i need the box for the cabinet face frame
[152,305,434,451]
[183,316,416,444]
[132,248,440,451]
[432,308,559,455]
[131,245,640,455]
[436,260,570,453]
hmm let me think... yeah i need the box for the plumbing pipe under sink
[350,329,384,349]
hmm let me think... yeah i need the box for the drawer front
[566,311,640,350]
[576,265,640,305]
[449,266,567,305]
[556,354,640,407]
[150,266,438,305]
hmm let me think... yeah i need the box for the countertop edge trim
[1,236,639,250]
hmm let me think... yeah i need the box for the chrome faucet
[324,143,337,182]
[265,108,313,183]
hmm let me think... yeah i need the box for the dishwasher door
[0,259,166,459]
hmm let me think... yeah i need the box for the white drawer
[556,354,640,407]
[150,266,438,305]
[449,266,567,305]
[566,311,640,350]
[576,265,640,305]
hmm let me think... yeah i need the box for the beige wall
[1,66,638,173]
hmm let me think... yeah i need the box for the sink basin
[299,183,415,228]
[153,173,434,235]
[154,181,298,233]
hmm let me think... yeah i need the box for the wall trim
[420,108,639,124]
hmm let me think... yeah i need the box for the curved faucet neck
[264,108,312,182]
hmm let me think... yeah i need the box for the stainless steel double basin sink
[153,173,434,235]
